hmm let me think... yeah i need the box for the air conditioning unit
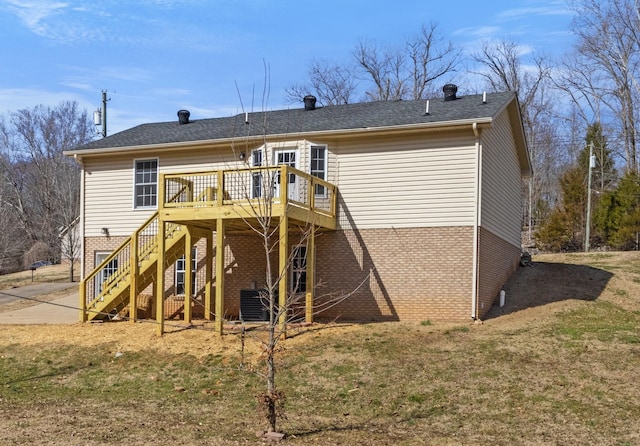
[240,289,268,321]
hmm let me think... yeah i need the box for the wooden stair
[81,213,190,321]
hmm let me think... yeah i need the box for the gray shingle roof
[71,91,516,152]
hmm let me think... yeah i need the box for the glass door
[94,252,118,298]
[274,149,297,200]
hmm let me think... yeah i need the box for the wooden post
[156,219,166,335]
[305,226,315,323]
[183,228,193,323]
[204,231,213,321]
[129,231,139,323]
[79,281,87,322]
[217,171,224,207]
[278,215,288,337]
[215,219,225,335]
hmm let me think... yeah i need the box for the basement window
[291,245,307,294]
[175,248,197,296]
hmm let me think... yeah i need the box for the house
[64,85,530,334]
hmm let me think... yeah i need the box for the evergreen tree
[594,172,640,249]
[536,123,615,251]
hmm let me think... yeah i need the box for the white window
[175,248,197,296]
[291,245,307,294]
[134,159,158,208]
[251,148,264,199]
[310,145,327,196]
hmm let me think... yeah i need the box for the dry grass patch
[0,253,639,445]
[0,263,78,289]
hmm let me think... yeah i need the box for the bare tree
[472,39,557,238]
[406,23,463,99]
[0,101,92,273]
[354,38,408,101]
[285,58,358,105]
[288,23,460,104]
[354,23,461,101]
[561,0,640,173]
[221,104,368,435]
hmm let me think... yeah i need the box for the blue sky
[0,0,573,135]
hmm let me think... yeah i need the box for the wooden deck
[80,165,337,335]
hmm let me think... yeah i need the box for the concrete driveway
[0,283,80,324]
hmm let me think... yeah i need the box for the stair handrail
[80,211,159,321]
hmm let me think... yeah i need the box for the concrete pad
[0,289,80,325]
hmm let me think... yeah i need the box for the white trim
[79,161,86,280]
[132,157,159,210]
[309,143,328,198]
[94,251,117,297]
[273,147,299,200]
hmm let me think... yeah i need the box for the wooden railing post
[79,281,87,322]
[280,165,288,203]
[306,226,315,323]
[217,171,224,207]
[205,232,213,321]
[278,214,288,338]
[156,219,166,336]
[215,218,225,335]
[158,173,166,210]
[129,230,139,322]
[184,228,193,323]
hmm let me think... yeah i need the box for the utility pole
[585,142,595,252]
[101,90,107,137]
[93,90,108,137]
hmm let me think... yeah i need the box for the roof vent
[443,84,458,101]
[303,95,317,111]
[177,109,190,125]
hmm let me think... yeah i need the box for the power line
[0,289,235,335]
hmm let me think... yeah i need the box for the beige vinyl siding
[83,148,239,237]
[84,155,142,237]
[336,134,478,229]
[480,110,523,247]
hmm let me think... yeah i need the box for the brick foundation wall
[84,236,128,279]
[476,227,521,319]
[315,226,475,322]
[85,226,485,323]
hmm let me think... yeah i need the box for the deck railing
[79,211,183,320]
[162,166,336,218]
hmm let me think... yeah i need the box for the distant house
[59,216,80,266]
[64,85,530,333]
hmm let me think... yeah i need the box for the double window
[134,159,158,208]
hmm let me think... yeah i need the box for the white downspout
[75,154,86,281]
[471,122,482,319]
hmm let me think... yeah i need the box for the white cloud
[5,0,69,36]
[453,26,502,39]
[497,4,571,21]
